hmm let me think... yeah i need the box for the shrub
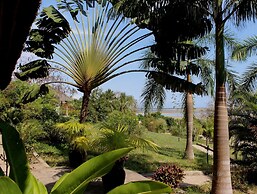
[104,110,139,135]
[231,165,248,192]
[152,164,185,188]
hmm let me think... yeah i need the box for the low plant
[231,165,249,192]
[0,120,172,194]
[152,163,185,188]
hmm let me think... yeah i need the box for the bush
[104,110,139,135]
[152,164,185,188]
[144,117,168,133]
[231,165,248,192]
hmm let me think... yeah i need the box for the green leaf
[20,84,49,104]
[107,180,172,194]
[0,177,22,194]
[0,121,47,194]
[148,71,206,95]
[0,120,30,192]
[24,173,48,194]
[51,147,134,194]
[15,59,50,81]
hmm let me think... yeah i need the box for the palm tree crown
[16,1,152,122]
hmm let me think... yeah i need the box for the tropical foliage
[16,1,152,123]
[229,92,257,184]
[232,35,257,92]
[109,1,257,193]
[0,120,172,194]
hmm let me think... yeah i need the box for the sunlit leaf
[107,180,172,194]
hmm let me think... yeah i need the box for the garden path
[0,136,212,192]
[193,144,213,156]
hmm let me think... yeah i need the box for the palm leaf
[232,35,257,60]
[141,78,166,113]
[233,1,257,25]
[0,121,47,194]
[51,147,133,194]
[240,63,257,92]
[0,177,22,194]
[148,71,206,95]
[107,180,172,194]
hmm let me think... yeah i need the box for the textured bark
[184,74,194,160]
[0,0,41,89]
[211,1,232,193]
[79,91,91,123]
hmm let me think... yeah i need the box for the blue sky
[34,1,257,108]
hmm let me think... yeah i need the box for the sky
[22,1,257,109]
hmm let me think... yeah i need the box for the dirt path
[193,144,213,156]
[1,138,212,192]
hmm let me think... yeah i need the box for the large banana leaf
[107,180,172,194]
[15,59,50,81]
[0,177,22,194]
[0,120,47,194]
[20,84,49,104]
[51,147,133,194]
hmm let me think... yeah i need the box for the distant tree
[87,88,137,123]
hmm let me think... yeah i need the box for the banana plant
[0,120,172,194]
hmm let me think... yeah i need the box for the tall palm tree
[210,2,257,193]
[184,73,194,159]
[141,49,214,160]
[108,1,257,193]
[15,2,152,123]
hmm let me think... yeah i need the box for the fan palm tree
[15,2,152,123]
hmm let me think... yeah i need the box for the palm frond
[240,63,257,92]
[141,78,166,114]
[129,136,159,152]
[55,120,91,136]
[148,71,206,96]
[196,58,215,96]
[233,1,257,25]
[232,35,257,60]
[53,2,151,91]
[226,66,239,95]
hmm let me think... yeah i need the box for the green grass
[32,142,69,166]
[125,131,213,173]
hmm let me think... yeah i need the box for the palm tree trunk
[212,2,232,193]
[184,74,194,160]
[79,91,91,123]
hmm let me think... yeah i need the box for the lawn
[125,131,212,174]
